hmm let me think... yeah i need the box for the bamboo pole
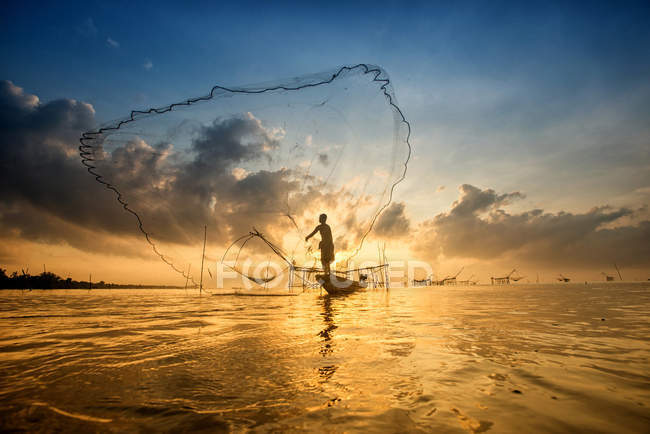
[614,263,623,281]
[185,264,191,292]
[199,226,207,295]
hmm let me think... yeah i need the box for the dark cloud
[0,80,137,242]
[0,82,404,267]
[0,201,151,258]
[96,112,293,245]
[216,169,299,240]
[415,184,650,268]
[0,82,331,257]
[191,114,278,169]
[448,184,524,217]
[374,202,410,238]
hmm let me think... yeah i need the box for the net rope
[79,64,411,286]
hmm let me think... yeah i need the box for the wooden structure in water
[412,268,475,287]
[456,274,478,285]
[614,263,623,281]
[222,229,390,295]
[557,274,571,282]
[491,269,518,285]
[412,277,432,287]
[601,272,615,282]
[427,267,465,286]
[440,267,464,285]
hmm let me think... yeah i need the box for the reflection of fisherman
[306,213,334,274]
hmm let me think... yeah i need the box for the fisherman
[305,213,334,274]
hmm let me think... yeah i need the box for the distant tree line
[0,268,182,289]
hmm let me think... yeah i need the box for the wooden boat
[316,273,368,295]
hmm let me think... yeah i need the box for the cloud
[91,111,294,245]
[143,59,153,70]
[190,113,278,169]
[436,185,445,193]
[0,80,39,112]
[374,202,410,238]
[414,184,650,268]
[231,167,248,180]
[448,184,524,217]
[0,81,371,266]
[0,201,151,259]
[106,37,119,48]
[0,80,135,246]
[4,78,645,274]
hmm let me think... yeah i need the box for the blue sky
[2,0,649,281]
[5,1,649,119]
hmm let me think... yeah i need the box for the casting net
[79,64,411,285]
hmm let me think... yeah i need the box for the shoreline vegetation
[0,268,182,290]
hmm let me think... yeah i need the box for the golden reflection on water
[0,284,649,432]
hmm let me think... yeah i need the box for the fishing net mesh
[80,64,411,286]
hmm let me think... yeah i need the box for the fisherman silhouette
[306,214,334,274]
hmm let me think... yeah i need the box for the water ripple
[0,284,649,432]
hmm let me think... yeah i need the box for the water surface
[1,284,649,432]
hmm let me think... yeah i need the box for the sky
[1,0,649,284]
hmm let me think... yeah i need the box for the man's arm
[305,226,319,242]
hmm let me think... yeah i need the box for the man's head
[319,213,327,223]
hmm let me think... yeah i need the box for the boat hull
[316,274,367,295]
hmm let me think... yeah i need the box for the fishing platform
[222,229,390,296]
